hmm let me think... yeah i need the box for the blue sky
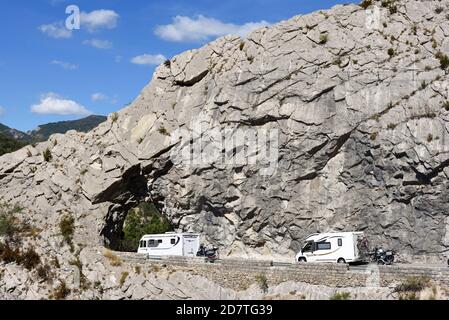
[0,0,357,132]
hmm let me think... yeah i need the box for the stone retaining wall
[118,253,449,291]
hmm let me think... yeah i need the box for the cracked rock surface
[1,0,449,287]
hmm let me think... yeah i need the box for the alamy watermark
[65,5,80,30]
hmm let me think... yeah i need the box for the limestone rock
[2,0,449,299]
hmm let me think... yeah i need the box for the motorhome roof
[141,233,199,238]
[306,232,364,240]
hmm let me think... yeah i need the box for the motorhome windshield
[302,241,313,252]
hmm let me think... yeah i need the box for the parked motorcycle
[197,245,219,263]
[372,247,395,265]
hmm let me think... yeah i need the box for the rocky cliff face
[2,0,449,277]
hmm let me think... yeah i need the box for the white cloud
[31,93,91,116]
[91,93,108,102]
[51,60,78,70]
[131,54,166,66]
[83,39,112,49]
[0,106,5,116]
[39,22,72,39]
[80,10,119,32]
[155,15,270,42]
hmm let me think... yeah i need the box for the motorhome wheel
[298,257,307,263]
[337,258,346,264]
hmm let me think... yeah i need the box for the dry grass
[394,276,431,300]
[119,271,129,287]
[135,266,141,274]
[150,265,161,273]
[52,281,71,300]
[104,250,122,267]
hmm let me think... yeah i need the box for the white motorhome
[137,232,200,257]
[295,232,368,264]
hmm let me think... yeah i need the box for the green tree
[119,203,172,252]
[0,133,27,156]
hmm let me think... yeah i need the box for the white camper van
[295,232,368,264]
[137,233,200,257]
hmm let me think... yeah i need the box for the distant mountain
[28,115,107,142]
[0,123,32,142]
[0,115,107,156]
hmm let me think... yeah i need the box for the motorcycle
[372,247,395,265]
[196,245,219,263]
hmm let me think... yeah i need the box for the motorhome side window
[338,238,343,247]
[171,239,176,245]
[148,239,159,247]
[140,240,147,248]
[316,242,331,250]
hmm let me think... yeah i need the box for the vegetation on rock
[330,292,351,300]
[394,276,431,300]
[59,214,75,251]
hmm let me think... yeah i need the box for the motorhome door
[183,237,197,256]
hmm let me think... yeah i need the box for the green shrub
[59,214,75,249]
[0,203,24,240]
[421,81,427,90]
[387,123,397,130]
[387,48,395,57]
[436,52,449,69]
[432,39,438,49]
[0,133,28,157]
[0,213,16,238]
[43,148,52,162]
[330,292,351,300]
[359,0,372,9]
[371,113,380,122]
[319,34,329,44]
[255,274,269,293]
[381,0,398,14]
[389,5,397,14]
[135,265,141,274]
[158,126,170,136]
[333,57,342,66]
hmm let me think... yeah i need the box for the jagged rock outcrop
[2,0,449,289]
